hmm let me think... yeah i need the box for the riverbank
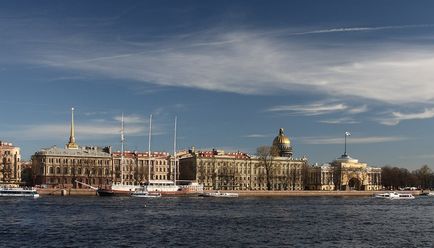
[231,190,423,197]
[36,188,423,197]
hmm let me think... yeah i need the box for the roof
[34,146,111,158]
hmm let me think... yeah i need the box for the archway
[348,177,361,190]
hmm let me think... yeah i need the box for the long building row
[1,110,382,191]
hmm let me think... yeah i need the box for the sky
[1,0,434,169]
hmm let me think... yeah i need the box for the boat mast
[120,113,125,185]
[173,116,177,185]
[148,114,152,184]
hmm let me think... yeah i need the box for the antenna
[148,114,152,184]
[173,116,177,185]
[120,113,125,185]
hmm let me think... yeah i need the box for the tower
[66,107,78,149]
[272,128,293,157]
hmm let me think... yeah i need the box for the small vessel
[374,192,415,199]
[96,188,115,196]
[200,191,239,198]
[420,191,434,196]
[144,180,181,193]
[131,190,161,198]
[0,187,40,198]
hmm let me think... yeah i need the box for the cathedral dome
[272,128,293,157]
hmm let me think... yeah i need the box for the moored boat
[0,187,40,198]
[140,180,186,196]
[374,192,414,199]
[131,190,161,198]
[200,191,239,198]
[420,191,434,196]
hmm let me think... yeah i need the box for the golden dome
[273,128,291,146]
[272,128,293,157]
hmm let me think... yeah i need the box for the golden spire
[66,107,78,149]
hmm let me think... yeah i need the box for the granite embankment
[36,188,423,197]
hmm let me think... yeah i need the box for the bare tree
[256,145,279,190]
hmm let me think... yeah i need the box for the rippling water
[0,196,433,247]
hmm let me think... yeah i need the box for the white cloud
[113,114,148,124]
[4,123,146,141]
[300,136,406,145]
[319,117,359,124]
[19,25,434,106]
[267,103,348,116]
[379,108,434,125]
[243,134,271,138]
[292,24,434,35]
[348,105,368,114]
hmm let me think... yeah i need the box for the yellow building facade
[0,141,22,185]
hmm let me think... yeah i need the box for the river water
[0,196,433,247]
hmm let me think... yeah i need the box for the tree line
[381,165,434,190]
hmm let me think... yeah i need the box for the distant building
[306,163,335,191]
[32,108,113,189]
[0,141,22,185]
[307,155,382,191]
[179,129,308,191]
[112,151,178,185]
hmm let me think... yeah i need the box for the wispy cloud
[319,117,359,124]
[379,108,434,125]
[291,24,434,36]
[243,134,271,138]
[4,122,146,141]
[5,21,434,108]
[299,136,407,145]
[267,102,367,117]
[348,105,368,114]
[267,103,348,116]
[33,30,434,106]
[114,114,148,124]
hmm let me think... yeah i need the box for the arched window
[63,167,68,174]
[49,167,54,174]
[56,167,61,174]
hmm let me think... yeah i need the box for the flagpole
[344,132,347,156]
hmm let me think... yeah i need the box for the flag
[345,131,351,136]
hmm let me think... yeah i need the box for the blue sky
[1,0,434,169]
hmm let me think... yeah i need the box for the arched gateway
[348,177,362,190]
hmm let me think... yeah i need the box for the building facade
[32,108,113,189]
[112,151,178,185]
[32,146,113,188]
[179,129,308,191]
[179,128,382,191]
[307,154,382,191]
[0,141,22,185]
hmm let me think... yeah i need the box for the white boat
[375,192,414,199]
[142,180,181,194]
[200,191,239,198]
[0,187,40,198]
[420,191,434,196]
[131,190,161,198]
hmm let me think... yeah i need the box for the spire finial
[66,107,78,149]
